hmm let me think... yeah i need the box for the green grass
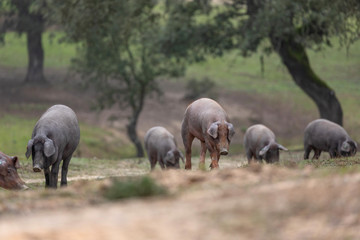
[0,114,136,160]
[104,176,167,200]
[186,41,360,95]
[0,115,36,157]
[186,40,360,136]
[0,31,359,155]
[0,32,77,68]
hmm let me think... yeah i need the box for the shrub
[104,176,167,200]
[183,77,217,101]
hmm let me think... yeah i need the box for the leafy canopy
[163,0,360,58]
[55,0,185,109]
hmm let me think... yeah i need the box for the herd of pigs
[0,98,357,191]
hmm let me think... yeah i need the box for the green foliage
[164,0,360,59]
[104,176,167,200]
[56,0,184,109]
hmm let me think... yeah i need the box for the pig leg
[181,121,195,170]
[183,134,194,170]
[44,167,50,187]
[209,151,219,169]
[159,161,165,169]
[304,145,312,159]
[246,150,254,164]
[49,160,61,189]
[158,154,165,170]
[199,141,207,169]
[60,155,72,187]
[312,149,321,160]
[149,153,157,170]
[150,158,157,170]
[329,149,338,158]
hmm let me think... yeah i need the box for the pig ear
[207,122,219,139]
[341,141,351,152]
[259,145,270,156]
[44,138,56,157]
[277,144,288,151]
[164,151,175,164]
[227,123,235,141]
[12,156,21,169]
[25,139,34,159]
[349,141,358,155]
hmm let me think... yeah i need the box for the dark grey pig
[304,119,357,159]
[244,124,288,164]
[26,105,80,188]
[144,126,184,170]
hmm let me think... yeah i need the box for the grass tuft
[104,176,167,200]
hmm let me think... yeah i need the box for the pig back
[244,124,275,151]
[184,98,229,134]
[145,127,177,154]
[34,105,80,152]
[304,119,348,147]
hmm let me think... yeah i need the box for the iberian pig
[144,126,184,170]
[244,124,288,164]
[26,105,80,188]
[181,98,235,169]
[304,119,357,159]
[0,151,28,190]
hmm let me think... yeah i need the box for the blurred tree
[54,0,184,157]
[163,0,360,126]
[0,0,51,84]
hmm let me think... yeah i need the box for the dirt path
[1,166,360,240]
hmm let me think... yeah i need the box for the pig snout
[33,164,42,172]
[220,148,228,155]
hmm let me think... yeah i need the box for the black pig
[144,126,184,170]
[26,105,80,188]
[244,124,288,164]
[304,119,357,159]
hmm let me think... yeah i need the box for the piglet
[244,124,288,164]
[144,126,184,170]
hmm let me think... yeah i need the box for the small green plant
[104,176,167,200]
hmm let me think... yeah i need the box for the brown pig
[0,151,28,190]
[181,98,235,169]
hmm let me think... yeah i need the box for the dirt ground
[1,163,360,240]
[1,67,358,239]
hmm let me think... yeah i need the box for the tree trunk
[271,37,343,125]
[25,28,46,84]
[126,117,144,158]
[12,0,46,84]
